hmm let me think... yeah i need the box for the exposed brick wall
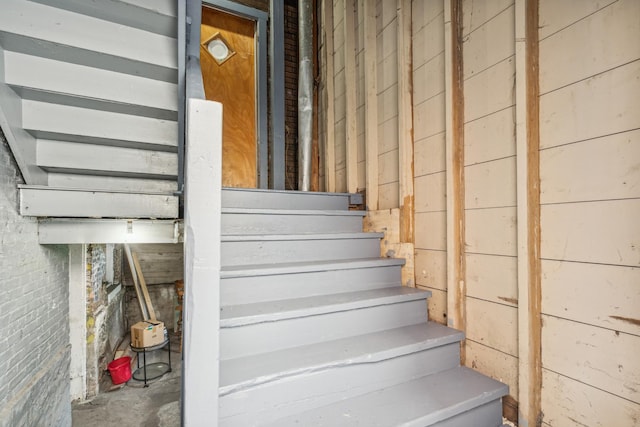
[0,131,71,426]
[84,244,125,397]
[284,0,299,190]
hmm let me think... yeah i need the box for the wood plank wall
[333,0,347,192]
[537,0,640,425]
[413,0,448,324]
[460,0,519,417]
[319,0,640,424]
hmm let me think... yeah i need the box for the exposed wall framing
[343,0,358,193]
[444,0,466,360]
[516,0,541,425]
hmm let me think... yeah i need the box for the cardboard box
[131,320,165,348]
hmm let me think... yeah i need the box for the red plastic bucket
[108,356,132,385]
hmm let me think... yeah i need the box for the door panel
[201,7,257,188]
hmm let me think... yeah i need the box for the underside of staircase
[0,0,180,219]
[218,187,508,426]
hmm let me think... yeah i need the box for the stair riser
[431,399,503,427]
[31,0,177,37]
[0,0,177,77]
[222,213,363,234]
[221,237,381,266]
[222,265,402,305]
[5,51,178,116]
[220,299,428,359]
[220,344,461,426]
[37,139,178,178]
[222,190,349,210]
[22,100,178,150]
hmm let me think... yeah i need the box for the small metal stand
[130,338,172,387]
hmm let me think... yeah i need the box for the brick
[0,131,71,425]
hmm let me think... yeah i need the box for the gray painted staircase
[219,187,508,426]
[0,0,179,218]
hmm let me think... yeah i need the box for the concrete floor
[72,337,181,427]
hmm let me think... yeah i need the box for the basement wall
[124,243,183,330]
[84,244,125,398]
[319,0,640,425]
[0,131,71,426]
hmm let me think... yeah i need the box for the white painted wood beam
[20,186,179,218]
[343,0,359,193]
[38,219,182,244]
[183,98,222,427]
[322,0,336,193]
[363,0,378,209]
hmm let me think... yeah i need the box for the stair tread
[220,287,431,327]
[221,232,384,242]
[220,322,463,394]
[271,366,508,427]
[221,207,365,216]
[221,257,405,278]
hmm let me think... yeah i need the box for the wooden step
[19,186,178,218]
[220,322,463,393]
[221,208,365,234]
[219,323,463,426]
[221,187,351,211]
[221,287,431,327]
[221,258,404,305]
[220,232,384,266]
[219,287,430,359]
[269,366,508,427]
[47,173,178,194]
[5,51,178,120]
[22,100,177,150]
[31,0,177,37]
[37,140,178,180]
[0,0,177,82]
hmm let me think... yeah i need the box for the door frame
[203,0,269,188]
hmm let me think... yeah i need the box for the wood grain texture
[414,132,446,177]
[540,130,640,204]
[465,207,517,256]
[397,0,414,245]
[466,253,518,307]
[444,0,466,361]
[417,284,447,325]
[524,1,542,423]
[542,314,640,404]
[415,249,447,291]
[464,157,516,209]
[541,259,640,337]
[539,60,640,150]
[539,0,640,94]
[466,339,519,399]
[322,0,336,192]
[466,297,519,357]
[362,0,377,209]
[541,199,640,267]
[464,107,516,166]
[462,3,515,79]
[363,208,415,287]
[541,369,640,427]
[201,7,256,188]
[343,0,358,193]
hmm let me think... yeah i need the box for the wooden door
[201,7,257,188]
